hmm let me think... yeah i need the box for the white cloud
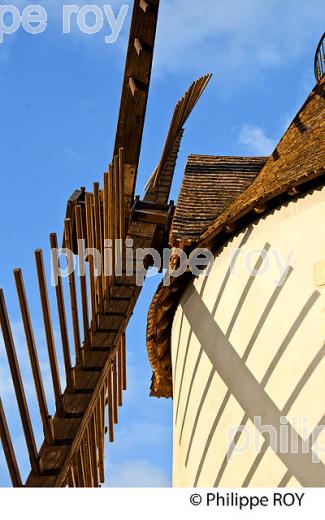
[108,459,170,487]
[155,0,324,82]
[238,124,276,155]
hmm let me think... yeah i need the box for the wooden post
[0,290,42,476]
[50,234,75,390]
[14,269,54,445]
[35,249,64,417]
[0,398,22,487]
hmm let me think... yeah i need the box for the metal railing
[314,32,325,82]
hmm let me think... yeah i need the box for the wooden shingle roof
[200,76,325,247]
[171,155,267,245]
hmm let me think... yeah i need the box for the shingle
[171,155,267,243]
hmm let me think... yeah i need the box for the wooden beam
[113,0,160,208]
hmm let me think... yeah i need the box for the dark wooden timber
[113,0,160,217]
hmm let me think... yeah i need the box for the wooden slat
[76,447,86,487]
[117,337,123,406]
[75,205,90,350]
[73,462,80,487]
[35,249,64,417]
[67,466,77,487]
[0,289,41,476]
[112,355,118,424]
[64,219,82,363]
[121,332,127,391]
[107,370,114,442]
[85,193,97,330]
[145,74,212,191]
[96,397,105,484]
[0,398,22,487]
[103,172,110,294]
[14,269,54,445]
[93,183,104,313]
[50,234,75,390]
[108,164,115,285]
[85,426,94,486]
[90,414,99,487]
[119,148,125,243]
[113,155,122,276]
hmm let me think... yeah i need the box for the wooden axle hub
[130,197,175,230]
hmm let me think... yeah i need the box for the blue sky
[0,0,324,487]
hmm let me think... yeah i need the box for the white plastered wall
[172,186,325,487]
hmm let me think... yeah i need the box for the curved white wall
[171,186,325,487]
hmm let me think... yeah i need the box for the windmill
[0,0,211,487]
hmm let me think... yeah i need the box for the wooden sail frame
[0,0,211,487]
